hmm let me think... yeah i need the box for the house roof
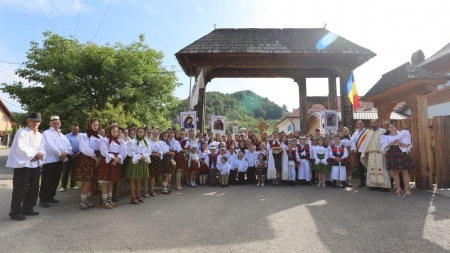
[0,100,12,118]
[363,62,448,100]
[176,28,376,56]
[418,42,450,67]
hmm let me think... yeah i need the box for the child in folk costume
[205,145,218,186]
[287,141,300,186]
[98,125,126,209]
[75,118,102,210]
[297,136,311,186]
[126,127,151,205]
[329,135,348,188]
[256,153,267,186]
[186,129,198,185]
[340,127,358,187]
[188,146,200,187]
[218,156,231,187]
[267,131,288,184]
[314,137,330,187]
[245,143,259,185]
[197,142,210,185]
[148,129,174,195]
[169,131,184,190]
[227,146,238,185]
[235,151,248,185]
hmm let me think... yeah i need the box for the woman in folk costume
[329,135,348,189]
[126,127,150,205]
[185,129,197,185]
[266,131,288,185]
[340,127,358,187]
[98,125,126,208]
[297,135,311,186]
[161,131,176,191]
[381,123,414,196]
[148,129,174,195]
[287,140,300,186]
[75,118,102,210]
[188,146,200,187]
[197,142,210,185]
[168,131,184,190]
[313,137,330,187]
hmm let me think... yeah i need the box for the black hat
[28,112,42,121]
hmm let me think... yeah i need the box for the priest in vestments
[360,119,391,191]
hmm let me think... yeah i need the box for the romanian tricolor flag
[344,72,360,111]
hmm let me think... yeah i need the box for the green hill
[168,90,289,134]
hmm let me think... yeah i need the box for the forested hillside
[168,90,290,133]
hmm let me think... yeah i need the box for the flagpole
[188,76,192,111]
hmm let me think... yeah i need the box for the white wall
[428,102,450,117]
[276,118,300,134]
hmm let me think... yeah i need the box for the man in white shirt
[39,116,72,207]
[7,112,46,221]
[350,120,370,187]
[245,143,258,184]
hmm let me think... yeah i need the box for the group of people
[7,112,414,221]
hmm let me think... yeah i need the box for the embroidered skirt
[149,155,160,178]
[386,145,415,171]
[75,152,100,181]
[126,159,149,179]
[198,158,208,174]
[190,161,199,173]
[174,152,187,170]
[346,150,359,169]
[97,153,122,182]
[272,152,282,169]
[159,154,173,175]
[256,166,267,177]
[314,154,331,172]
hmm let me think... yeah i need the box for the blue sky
[1,0,450,113]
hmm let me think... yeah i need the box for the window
[287,124,292,131]
[2,116,6,122]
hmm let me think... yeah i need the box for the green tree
[1,32,180,132]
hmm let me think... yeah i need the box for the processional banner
[180,111,197,130]
[211,115,226,135]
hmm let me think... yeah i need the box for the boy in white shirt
[218,156,231,188]
[245,143,258,185]
[235,151,248,185]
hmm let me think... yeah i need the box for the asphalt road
[0,149,449,253]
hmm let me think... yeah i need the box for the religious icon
[180,111,197,130]
[211,115,226,134]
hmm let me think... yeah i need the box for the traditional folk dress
[125,138,151,179]
[168,138,182,173]
[256,160,267,178]
[148,138,171,177]
[188,152,200,173]
[98,137,126,182]
[313,145,330,172]
[174,137,189,171]
[361,128,391,188]
[329,144,348,181]
[287,149,300,182]
[266,140,288,180]
[198,148,210,175]
[75,133,102,181]
[341,135,359,170]
[297,144,311,181]
[381,133,415,171]
[205,153,219,185]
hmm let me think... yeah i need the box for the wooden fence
[397,116,450,189]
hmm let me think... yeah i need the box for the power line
[0,98,21,109]
[0,59,23,65]
[93,0,113,41]
[74,0,83,36]
[52,0,55,32]
[0,71,22,82]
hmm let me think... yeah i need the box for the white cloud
[0,0,90,17]
[195,7,205,12]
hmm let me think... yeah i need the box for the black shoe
[332,180,337,188]
[22,210,39,216]
[306,181,312,186]
[39,202,50,208]
[47,198,59,203]
[225,185,228,187]
[221,185,224,188]
[112,197,119,202]
[11,215,26,221]
[359,183,366,187]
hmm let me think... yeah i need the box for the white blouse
[6,127,46,169]
[380,134,401,152]
[78,133,102,157]
[313,146,329,165]
[100,138,127,164]
[126,139,151,164]
[148,139,169,159]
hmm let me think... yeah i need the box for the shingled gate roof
[177,28,375,55]
[418,42,450,67]
[363,62,448,100]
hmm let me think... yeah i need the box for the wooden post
[254,118,269,141]
[295,76,308,133]
[410,94,433,190]
[328,76,337,110]
[434,115,450,188]
[338,72,355,133]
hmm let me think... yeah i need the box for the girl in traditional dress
[314,137,330,187]
[198,142,210,185]
[159,131,176,194]
[287,141,300,186]
[256,153,267,186]
[329,135,348,189]
[98,125,126,208]
[168,131,183,190]
[381,123,415,196]
[341,127,358,187]
[126,127,151,204]
[188,146,200,187]
[75,118,102,210]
